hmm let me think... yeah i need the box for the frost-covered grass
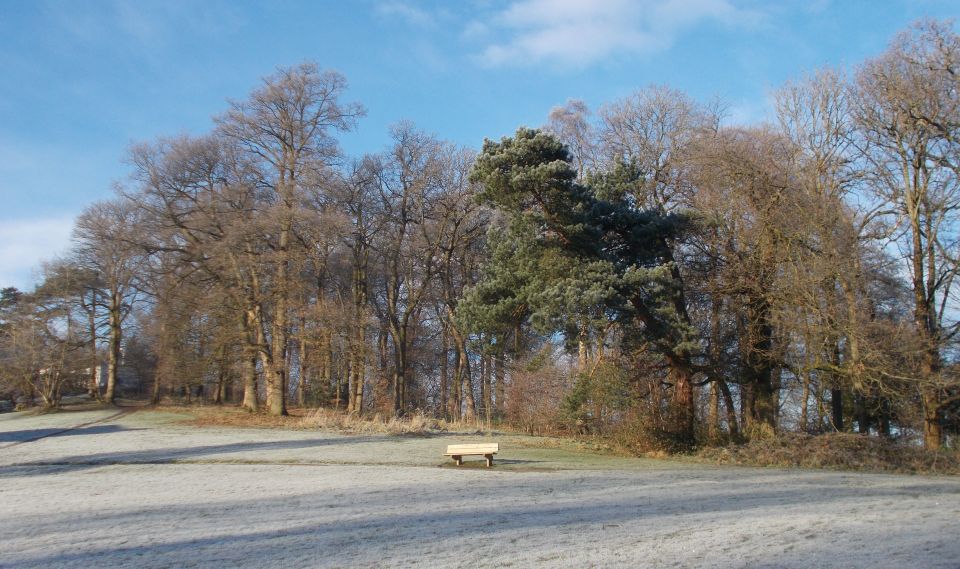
[1,406,959,568]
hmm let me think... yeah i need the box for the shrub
[561,361,634,434]
[609,409,697,454]
[696,432,960,474]
[503,351,571,436]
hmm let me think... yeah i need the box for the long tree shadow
[0,424,134,444]
[1,434,402,476]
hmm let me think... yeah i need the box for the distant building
[94,363,142,392]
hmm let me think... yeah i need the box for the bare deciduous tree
[854,20,960,448]
[73,199,147,404]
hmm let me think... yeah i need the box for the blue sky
[1,0,957,289]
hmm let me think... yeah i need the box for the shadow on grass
[438,458,549,470]
[1,435,401,476]
[0,424,134,444]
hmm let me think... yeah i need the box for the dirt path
[1,407,958,568]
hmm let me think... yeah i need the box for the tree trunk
[242,355,259,412]
[461,353,476,422]
[440,326,449,419]
[629,267,697,443]
[327,334,340,408]
[297,322,308,408]
[909,186,943,450]
[708,379,719,439]
[495,352,506,417]
[87,291,100,400]
[855,394,870,434]
[878,399,891,438]
[448,318,474,421]
[831,388,844,432]
[152,369,161,405]
[104,289,122,405]
[349,330,366,414]
[348,255,367,415]
[708,301,722,439]
[265,191,292,417]
[391,330,407,416]
[667,354,695,443]
[577,321,589,372]
[266,341,288,416]
[450,348,462,420]
[214,362,226,405]
[217,370,228,404]
[743,298,777,434]
[454,332,475,422]
[717,378,739,438]
[482,352,492,425]
[239,310,260,412]
[922,387,943,450]
[799,370,810,432]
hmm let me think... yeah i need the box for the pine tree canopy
[464,128,696,357]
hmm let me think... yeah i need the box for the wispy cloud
[376,1,437,28]
[49,0,245,52]
[0,216,75,291]
[472,0,762,68]
[725,94,776,127]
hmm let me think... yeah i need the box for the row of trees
[511,20,960,450]
[1,20,957,449]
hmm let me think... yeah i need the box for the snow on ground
[1,408,958,568]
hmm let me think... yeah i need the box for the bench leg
[485,454,493,467]
[453,455,462,466]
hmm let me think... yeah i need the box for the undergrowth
[173,404,493,436]
[299,408,446,435]
[694,432,960,475]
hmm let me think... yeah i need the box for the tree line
[1,20,958,450]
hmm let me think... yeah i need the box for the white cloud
[50,0,245,53]
[473,0,761,68]
[461,20,490,41]
[0,216,76,291]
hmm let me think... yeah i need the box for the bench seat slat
[445,442,499,467]
[445,443,499,455]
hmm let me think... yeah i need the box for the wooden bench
[445,443,499,467]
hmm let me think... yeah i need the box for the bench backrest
[446,443,499,454]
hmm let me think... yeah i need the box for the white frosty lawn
[1,408,958,568]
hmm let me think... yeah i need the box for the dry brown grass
[165,404,499,436]
[298,408,446,435]
[173,405,309,429]
[695,432,960,475]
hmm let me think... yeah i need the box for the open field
[2,406,959,568]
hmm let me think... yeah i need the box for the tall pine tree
[465,128,699,443]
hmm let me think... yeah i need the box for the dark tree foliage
[466,128,698,442]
